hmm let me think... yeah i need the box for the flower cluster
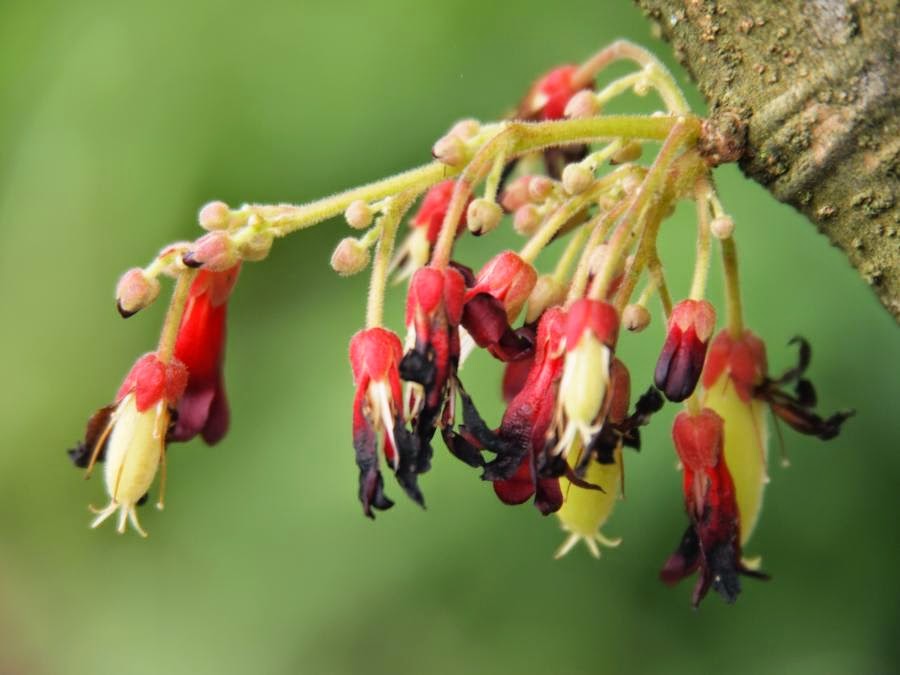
[68,40,853,608]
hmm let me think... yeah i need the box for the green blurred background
[1,1,898,674]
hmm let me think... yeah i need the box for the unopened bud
[513,204,542,236]
[345,200,374,230]
[562,163,593,195]
[330,237,370,276]
[183,231,239,271]
[622,304,651,332]
[466,198,503,236]
[564,89,600,119]
[500,176,534,212]
[198,201,231,231]
[116,268,160,318]
[526,274,566,323]
[528,176,555,202]
[432,133,465,167]
[450,118,480,139]
[711,215,735,239]
[611,141,643,165]
[238,231,274,262]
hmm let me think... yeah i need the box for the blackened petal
[462,293,533,362]
[399,347,436,390]
[660,525,701,586]
[393,422,426,508]
[706,542,742,605]
[657,332,706,402]
[68,404,116,468]
[441,426,485,468]
[533,477,563,515]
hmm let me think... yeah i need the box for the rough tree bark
[635,0,899,320]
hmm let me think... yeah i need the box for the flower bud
[622,303,650,332]
[198,201,231,231]
[525,274,566,324]
[500,175,534,212]
[564,89,600,119]
[672,408,724,473]
[654,299,717,402]
[237,230,273,262]
[513,204,542,236]
[527,176,555,202]
[116,268,160,318]
[611,141,643,164]
[711,215,735,240]
[562,163,593,195]
[183,231,239,271]
[467,250,537,320]
[449,118,480,139]
[432,133,465,167]
[466,198,503,236]
[345,200,374,230]
[330,237,370,276]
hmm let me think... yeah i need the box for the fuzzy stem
[721,237,744,337]
[553,222,592,284]
[689,182,713,300]
[366,192,417,328]
[589,119,694,301]
[647,254,673,318]
[572,39,690,114]
[157,270,197,363]
[567,203,627,303]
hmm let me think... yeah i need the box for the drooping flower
[660,409,767,606]
[400,265,467,452]
[461,251,537,362]
[170,265,240,445]
[554,357,631,558]
[349,327,422,516]
[70,353,188,537]
[443,307,569,514]
[654,299,716,402]
[551,298,619,458]
[701,330,853,544]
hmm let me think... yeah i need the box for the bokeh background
[1,1,898,674]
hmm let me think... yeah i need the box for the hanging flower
[654,299,716,402]
[71,353,188,537]
[400,265,467,448]
[350,327,423,516]
[660,409,768,606]
[554,358,631,558]
[461,251,537,362]
[551,298,619,458]
[170,265,240,445]
[443,308,569,514]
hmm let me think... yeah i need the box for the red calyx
[117,353,188,412]
[565,298,620,352]
[701,328,767,402]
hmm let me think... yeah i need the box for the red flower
[170,265,240,444]
[520,65,580,121]
[69,353,188,536]
[443,307,569,514]
[703,331,853,439]
[660,409,767,606]
[654,299,716,402]
[400,265,467,448]
[461,251,537,362]
[350,327,422,517]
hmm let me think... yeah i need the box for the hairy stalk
[689,181,713,300]
[157,270,197,362]
[366,191,418,329]
[721,237,744,337]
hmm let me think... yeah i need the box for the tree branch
[635,0,899,319]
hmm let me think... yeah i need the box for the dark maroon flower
[654,299,716,402]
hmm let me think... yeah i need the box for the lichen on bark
[636,0,899,319]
